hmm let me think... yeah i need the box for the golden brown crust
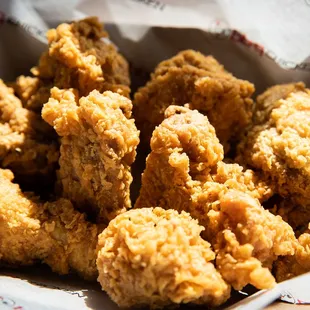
[97,207,230,308]
[136,106,272,214]
[208,190,296,290]
[270,198,310,235]
[0,79,58,186]
[133,50,254,150]
[274,227,310,282]
[0,169,99,280]
[42,88,140,224]
[135,106,296,290]
[254,82,306,124]
[12,76,52,112]
[32,17,130,97]
[238,90,310,205]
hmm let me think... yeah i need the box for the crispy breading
[238,89,310,205]
[0,169,99,280]
[254,82,306,124]
[42,88,140,223]
[0,79,58,187]
[275,226,310,282]
[32,17,130,97]
[133,50,254,150]
[271,198,310,235]
[135,106,296,290]
[208,190,296,290]
[97,207,230,308]
[136,106,272,215]
[12,75,52,112]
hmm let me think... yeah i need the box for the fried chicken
[208,190,296,290]
[0,169,99,280]
[274,226,310,282]
[253,82,306,124]
[133,50,254,150]
[0,79,58,189]
[42,88,140,223]
[271,198,310,235]
[97,207,230,308]
[135,105,296,290]
[237,86,310,206]
[31,17,130,98]
[136,105,272,215]
[11,75,52,113]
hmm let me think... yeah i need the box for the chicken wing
[133,50,254,151]
[42,88,140,223]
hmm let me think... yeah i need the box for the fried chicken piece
[237,88,310,205]
[254,82,306,124]
[0,79,58,189]
[42,88,140,223]
[135,106,296,290]
[12,75,52,112]
[274,226,310,282]
[133,50,254,150]
[136,106,272,215]
[32,17,130,97]
[208,190,296,290]
[0,169,99,280]
[271,198,310,235]
[97,207,230,308]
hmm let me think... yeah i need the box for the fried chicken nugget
[0,79,58,188]
[32,17,130,98]
[97,207,230,308]
[0,169,99,280]
[237,87,310,205]
[133,50,254,150]
[42,88,140,223]
[136,106,296,290]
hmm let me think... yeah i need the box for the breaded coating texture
[208,190,296,290]
[136,106,272,214]
[0,79,58,186]
[12,75,52,112]
[32,17,130,97]
[0,169,99,280]
[133,50,254,150]
[97,207,230,308]
[135,106,296,290]
[271,198,310,235]
[238,90,310,205]
[42,88,140,223]
[275,226,310,282]
[254,82,306,124]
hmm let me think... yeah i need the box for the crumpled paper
[0,0,310,309]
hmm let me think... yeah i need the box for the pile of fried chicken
[1,16,310,309]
